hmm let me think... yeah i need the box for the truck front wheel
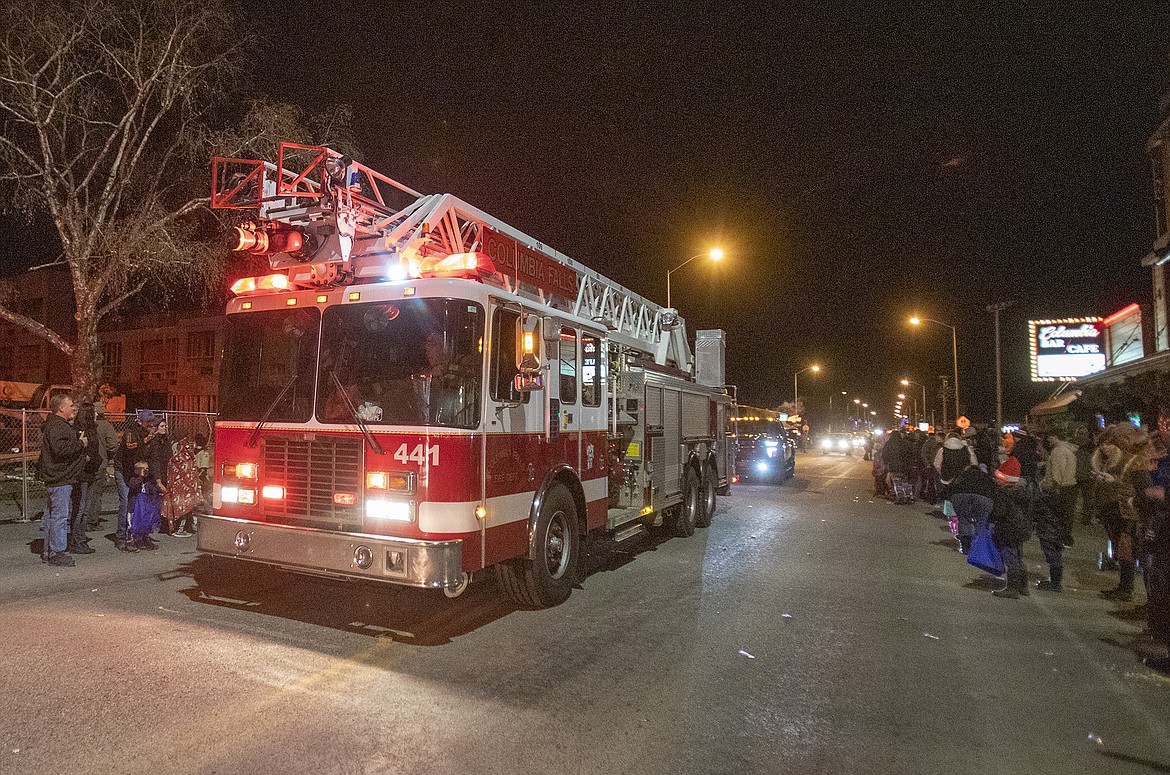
[497,483,580,608]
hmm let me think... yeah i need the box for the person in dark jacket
[1143,439,1170,673]
[882,430,916,481]
[990,456,1032,599]
[37,393,88,566]
[1010,428,1042,488]
[950,463,995,554]
[935,433,977,486]
[68,403,102,555]
[128,461,162,550]
[973,423,1000,473]
[115,410,161,553]
[83,403,119,530]
[1072,425,1096,525]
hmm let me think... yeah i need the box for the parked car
[734,416,796,482]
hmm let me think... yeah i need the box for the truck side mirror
[514,314,543,393]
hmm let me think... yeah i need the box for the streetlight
[900,378,927,426]
[898,393,918,425]
[909,315,960,424]
[793,365,821,411]
[666,247,724,308]
[852,398,861,422]
[829,391,847,431]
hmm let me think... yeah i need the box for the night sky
[8,3,1170,423]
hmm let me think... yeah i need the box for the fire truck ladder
[212,143,693,371]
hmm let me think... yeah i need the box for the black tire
[697,463,718,527]
[497,483,579,607]
[672,468,700,537]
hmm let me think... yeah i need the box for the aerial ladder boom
[213,143,693,370]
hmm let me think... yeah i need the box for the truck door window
[490,308,529,403]
[581,334,601,407]
[559,327,577,404]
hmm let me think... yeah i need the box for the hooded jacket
[950,465,995,499]
[935,436,976,484]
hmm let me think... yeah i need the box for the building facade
[0,267,223,411]
[1076,99,1170,427]
[0,266,75,384]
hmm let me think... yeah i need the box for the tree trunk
[70,306,103,403]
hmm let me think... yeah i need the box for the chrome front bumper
[197,515,464,590]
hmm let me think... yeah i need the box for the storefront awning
[1031,389,1081,416]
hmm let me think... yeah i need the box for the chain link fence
[0,410,216,524]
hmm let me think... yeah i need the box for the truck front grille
[262,436,364,530]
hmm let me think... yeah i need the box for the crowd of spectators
[36,391,210,564]
[871,420,1170,674]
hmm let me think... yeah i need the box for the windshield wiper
[247,372,299,448]
[330,370,385,455]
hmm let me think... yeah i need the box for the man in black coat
[37,394,88,566]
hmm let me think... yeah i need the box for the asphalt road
[2,455,1168,775]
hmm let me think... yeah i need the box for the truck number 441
[393,443,439,466]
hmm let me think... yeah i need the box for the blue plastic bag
[131,490,162,536]
[967,527,1004,576]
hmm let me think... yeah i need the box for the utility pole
[938,375,950,430]
[985,301,1014,431]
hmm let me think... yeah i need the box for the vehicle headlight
[756,462,769,472]
[837,440,848,449]
[366,498,414,523]
[820,439,832,449]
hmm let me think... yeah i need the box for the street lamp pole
[793,365,821,412]
[829,391,846,432]
[901,378,927,426]
[666,248,724,309]
[909,316,960,421]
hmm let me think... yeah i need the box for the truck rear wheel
[497,483,579,608]
[672,468,700,537]
[696,464,718,527]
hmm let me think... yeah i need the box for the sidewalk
[922,499,1166,666]
[0,509,200,606]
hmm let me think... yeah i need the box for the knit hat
[996,456,1021,484]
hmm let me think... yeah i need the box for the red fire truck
[199,143,734,606]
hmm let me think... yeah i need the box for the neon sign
[1028,317,1105,382]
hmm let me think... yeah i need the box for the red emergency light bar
[413,251,496,280]
[231,273,291,296]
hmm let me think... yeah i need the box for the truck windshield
[316,299,484,429]
[218,308,321,422]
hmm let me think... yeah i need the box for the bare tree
[0,0,236,399]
